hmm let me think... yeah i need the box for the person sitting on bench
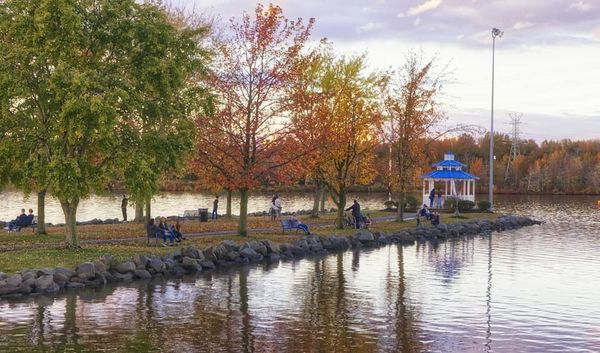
[419,204,433,220]
[431,212,440,226]
[289,214,310,235]
[6,209,27,231]
[146,218,164,243]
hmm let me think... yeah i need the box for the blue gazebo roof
[420,170,478,180]
[433,159,466,168]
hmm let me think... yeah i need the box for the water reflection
[1,196,600,352]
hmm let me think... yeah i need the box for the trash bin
[198,208,209,222]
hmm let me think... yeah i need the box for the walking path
[1,215,415,252]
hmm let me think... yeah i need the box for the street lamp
[489,27,503,211]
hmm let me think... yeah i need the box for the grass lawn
[0,212,499,274]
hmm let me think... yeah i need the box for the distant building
[420,152,478,207]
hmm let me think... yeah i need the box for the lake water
[0,190,391,224]
[0,195,599,352]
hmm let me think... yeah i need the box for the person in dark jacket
[121,195,128,222]
[345,200,362,229]
[212,196,219,220]
[146,218,163,242]
[429,188,436,208]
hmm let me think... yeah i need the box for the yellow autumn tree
[299,54,382,228]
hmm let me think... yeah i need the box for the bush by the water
[444,198,475,212]
[478,200,492,211]
[384,200,398,210]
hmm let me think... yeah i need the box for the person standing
[429,188,436,208]
[436,191,443,208]
[345,200,362,229]
[121,195,128,222]
[212,196,219,220]
[274,195,282,219]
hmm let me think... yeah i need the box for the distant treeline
[426,134,600,194]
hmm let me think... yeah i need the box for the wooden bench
[12,216,37,233]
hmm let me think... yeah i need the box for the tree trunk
[333,189,347,229]
[238,188,249,236]
[320,186,326,213]
[397,191,405,222]
[226,189,232,218]
[60,198,80,248]
[36,189,47,235]
[145,198,151,223]
[311,182,322,218]
[134,202,144,222]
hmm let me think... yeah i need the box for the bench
[281,219,300,234]
[10,216,37,233]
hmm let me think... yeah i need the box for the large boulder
[199,259,216,270]
[182,246,204,260]
[260,240,280,254]
[147,258,166,274]
[34,275,60,294]
[243,241,268,256]
[133,269,152,280]
[115,261,136,274]
[356,230,375,243]
[6,274,23,288]
[76,262,96,280]
[239,247,262,262]
[181,257,201,272]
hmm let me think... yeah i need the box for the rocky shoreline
[0,215,541,300]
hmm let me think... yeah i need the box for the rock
[181,257,201,272]
[53,272,70,288]
[100,253,113,265]
[76,262,96,280]
[6,274,23,288]
[0,272,6,281]
[239,247,262,262]
[244,240,268,256]
[267,253,281,263]
[116,261,136,274]
[93,261,107,274]
[289,244,306,257]
[113,272,134,282]
[133,270,152,279]
[133,255,149,269]
[36,268,55,277]
[66,282,86,289]
[199,259,216,270]
[356,230,375,243]
[147,258,166,274]
[55,268,76,280]
[182,246,204,260]
[225,251,241,262]
[261,240,279,254]
[34,275,60,294]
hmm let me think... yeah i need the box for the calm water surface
[1,195,599,352]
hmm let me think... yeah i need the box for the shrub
[383,200,398,210]
[478,200,491,211]
[444,198,475,212]
[458,200,475,211]
[404,195,418,210]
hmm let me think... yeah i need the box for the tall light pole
[489,27,503,211]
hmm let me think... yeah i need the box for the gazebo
[420,152,478,207]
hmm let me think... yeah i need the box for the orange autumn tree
[292,54,382,228]
[196,4,314,236]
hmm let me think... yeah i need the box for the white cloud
[513,21,534,30]
[406,0,443,16]
[357,22,383,33]
[594,26,600,38]
[569,1,593,11]
[414,17,422,26]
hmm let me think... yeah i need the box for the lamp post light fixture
[489,27,503,211]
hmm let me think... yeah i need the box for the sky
[170,0,600,141]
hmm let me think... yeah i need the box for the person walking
[429,188,436,208]
[121,195,128,222]
[212,196,219,220]
[345,200,362,229]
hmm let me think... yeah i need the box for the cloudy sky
[172,0,600,141]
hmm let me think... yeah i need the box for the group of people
[4,208,35,232]
[417,204,440,226]
[428,188,444,208]
[147,217,185,246]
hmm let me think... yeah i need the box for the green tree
[0,0,209,247]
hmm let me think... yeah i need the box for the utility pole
[489,27,503,211]
[505,112,522,181]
